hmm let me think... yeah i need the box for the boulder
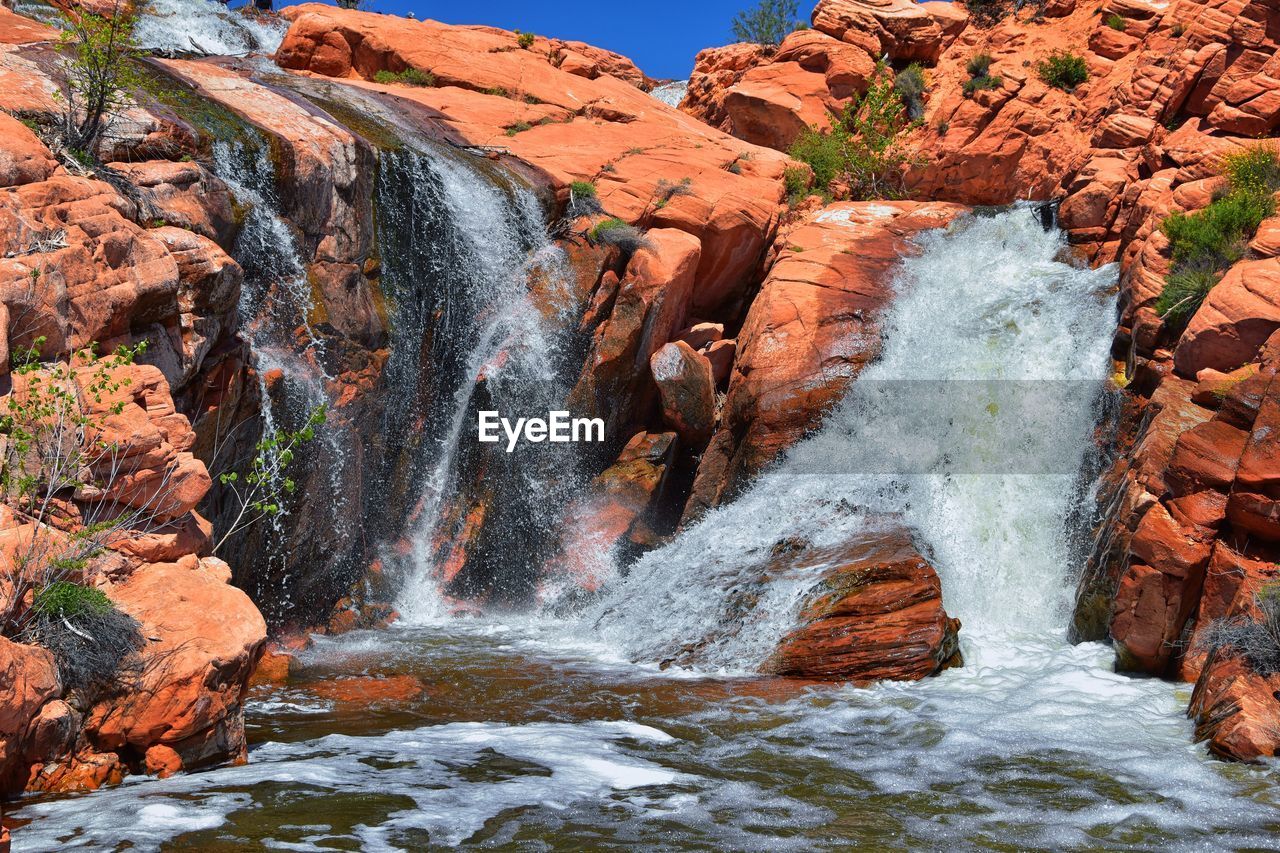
[0,637,59,792]
[812,0,953,63]
[765,529,961,681]
[1175,259,1280,376]
[650,340,716,446]
[1189,649,1280,761]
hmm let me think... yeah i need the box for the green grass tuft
[373,67,435,87]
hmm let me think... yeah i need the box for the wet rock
[308,674,426,704]
[544,432,678,595]
[690,201,963,510]
[1190,649,1280,761]
[765,529,962,682]
[0,637,59,792]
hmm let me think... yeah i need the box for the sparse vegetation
[516,30,536,49]
[1171,21,1186,37]
[1155,144,1280,324]
[567,180,602,216]
[783,165,811,204]
[26,581,143,695]
[373,67,436,87]
[893,64,927,121]
[651,177,693,210]
[1203,584,1280,676]
[1037,50,1089,91]
[787,63,917,201]
[505,121,533,136]
[731,0,801,46]
[966,53,993,79]
[964,74,1004,95]
[483,86,511,98]
[589,217,649,253]
[965,0,1014,26]
[1105,13,1128,30]
[55,1,145,156]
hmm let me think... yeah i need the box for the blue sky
[284,0,762,80]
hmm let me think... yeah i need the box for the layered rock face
[0,7,263,796]
[765,529,962,682]
[0,367,265,796]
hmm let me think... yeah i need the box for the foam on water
[651,80,689,107]
[12,721,685,851]
[134,0,286,56]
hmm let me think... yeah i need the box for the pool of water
[10,618,1280,852]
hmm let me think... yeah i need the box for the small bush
[731,0,801,46]
[963,75,1003,96]
[893,64,926,121]
[1105,13,1127,30]
[590,217,648,253]
[1222,145,1280,197]
[1154,267,1220,323]
[783,165,811,203]
[787,63,916,201]
[483,86,510,98]
[373,68,435,87]
[1171,21,1185,36]
[567,180,602,216]
[516,30,536,49]
[505,121,533,136]
[966,53,993,79]
[966,0,1013,26]
[1155,143,1280,324]
[1038,50,1089,90]
[1204,585,1280,676]
[27,582,143,695]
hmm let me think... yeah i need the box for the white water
[651,80,689,107]
[134,0,286,56]
[380,149,582,617]
[585,208,1118,669]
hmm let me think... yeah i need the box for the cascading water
[584,206,1118,669]
[14,208,1280,850]
[651,80,689,107]
[372,146,587,615]
[206,135,356,620]
[133,0,287,57]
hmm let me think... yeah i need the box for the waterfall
[133,0,287,56]
[651,81,689,107]
[583,208,1118,670]
[372,147,587,618]
[207,135,355,620]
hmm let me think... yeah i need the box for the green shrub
[590,217,648,253]
[963,75,1003,95]
[787,63,916,201]
[516,30,536,49]
[483,86,510,98]
[1154,267,1221,323]
[1171,21,1185,36]
[1105,13,1127,30]
[731,0,801,46]
[893,64,926,121]
[1038,50,1089,90]
[1155,143,1280,325]
[966,53,993,78]
[1222,145,1280,197]
[783,165,810,202]
[32,581,112,620]
[505,121,533,136]
[567,180,602,216]
[373,68,435,87]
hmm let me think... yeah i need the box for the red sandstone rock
[544,432,678,595]
[812,0,957,63]
[1175,259,1280,376]
[651,340,716,446]
[1190,649,1280,761]
[0,637,59,791]
[688,201,963,514]
[765,529,961,681]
